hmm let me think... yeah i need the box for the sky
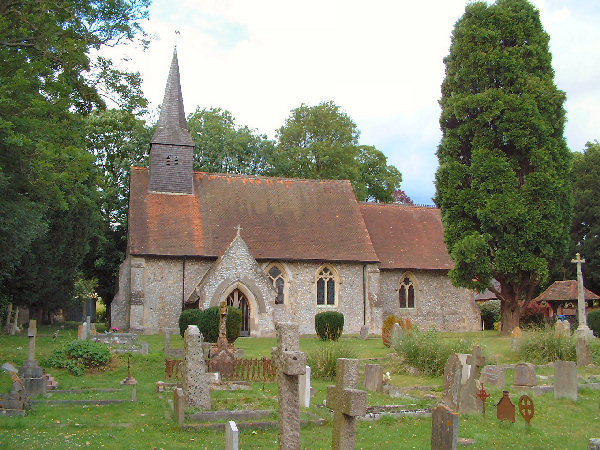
[114,0,600,205]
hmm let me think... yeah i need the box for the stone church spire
[148,48,195,194]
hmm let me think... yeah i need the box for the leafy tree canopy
[571,141,600,294]
[435,0,572,332]
[272,101,401,202]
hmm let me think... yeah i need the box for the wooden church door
[227,289,250,336]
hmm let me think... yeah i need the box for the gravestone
[513,363,537,387]
[431,404,458,450]
[3,303,12,334]
[554,360,577,401]
[173,387,185,426]
[456,354,471,384]
[82,322,89,340]
[577,337,592,367]
[142,342,149,355]
[391,323,403,344]
[359,325,369,340]
[327,358,367,450]
[226,420,239,450]
[363,364,383,392]
[555,320,570,337]
[272,322,306,450]
[209,302,236,376]
[183,325,210,409]
[18,320,47,395]
[442,354,463,412]
[496,391,515,422]
[10,307,19,335]
[510,327,522,352]
[164,332,170,354]
[480,365,505,389]
[459,347,485,414]
[299,365,311,408]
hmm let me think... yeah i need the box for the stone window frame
[398,271,419,310]
[265,262,288,305]
[315,264,339,308]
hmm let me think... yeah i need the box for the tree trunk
[3,303,12,333]
[500,300,521,335]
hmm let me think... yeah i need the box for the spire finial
[235,225,242,237]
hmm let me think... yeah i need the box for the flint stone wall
[380,269,481,332]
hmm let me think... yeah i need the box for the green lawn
[1,326,599,449]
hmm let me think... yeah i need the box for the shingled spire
[148,48,195,194]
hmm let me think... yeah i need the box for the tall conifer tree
[435,0,572,333]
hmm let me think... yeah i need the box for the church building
[111,51,481,336]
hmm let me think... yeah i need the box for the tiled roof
[534,280,600,302]
[150,49,194,147]
[359,203,454,270]
[128,168,379,262]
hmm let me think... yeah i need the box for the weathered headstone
[359,325,369,340]
[510,327,522,352]
[577,337,592,367]
[18,320,47,395]
[209,302,236,376]
[554,360,577,401]
[327,358,367,450]
[272,322,306,450]
[442,354,463,412]
[555,320,570,337]
[299,365,311,408]
[456,354,471,384]
[363,364,383,392]
[391,323,403,344]
[226,420,239,450]
[142,342,149,355]
[164,332,170,354]
[513,362,537,387]
[496,391,515,422]
[173,387,185,427]
[431,404,458,450]
[82,322,89,340]
[183,325,210,409]
[480,365,505,389]
[459,347,485,414]
[10,306,19,335]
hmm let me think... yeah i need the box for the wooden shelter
[534,280,600,317]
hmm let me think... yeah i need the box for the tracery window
[399,276,415,309]
[267,264,286,305]
[316,266,336,306]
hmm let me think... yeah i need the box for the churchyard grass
[2,325,600,449]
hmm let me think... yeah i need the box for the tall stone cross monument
[272,322,306,450]
[18,320,47,395]
[572,253,594,339]
[327,358,367,450]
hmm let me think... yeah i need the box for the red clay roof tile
[534,280,600,302]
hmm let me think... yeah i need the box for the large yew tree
[435,0,572,333]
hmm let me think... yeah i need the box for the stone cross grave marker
[431,404,458,450]
[572,253,594,339]
[173,387,185,427]
[18,320,46,396]
[327,358,367,450]
[363,364,383,392]
[226,420,239,450]
[442,354,462,412]
[456,354,471,385]
[466,346,485,379]
[577,337,592,367]
[299,365,311,408]
[554,360,577,401]
[272,322,306,450]
[183,325,210,409]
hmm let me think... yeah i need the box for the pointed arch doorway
[227,289,250,336]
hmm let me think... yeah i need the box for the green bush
[518,327,575,363]
[392,327,471,376]
[588,310,600,336]
[480,300,500,330]
[44,339,111,376]
[178,306,242,343]
[306,340,358,380]
[314,311,344,341]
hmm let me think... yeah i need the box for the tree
[273,101,401,202]
[435,0,572,333]
[187,107,275,175]
[571,141,600,294]
[392,189,414,205]
[0,0,150,319]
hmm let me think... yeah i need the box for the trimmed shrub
[480,300,500,330]
[392,327,471,376]
[381,315,412,347]
[44,339,111,376]
[306,340,358,380]
[178,306,242,343]
[518,327,575,363]
[314,311,344,340]
[588,310,600,336]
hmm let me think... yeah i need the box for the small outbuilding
[534,280,600,319]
